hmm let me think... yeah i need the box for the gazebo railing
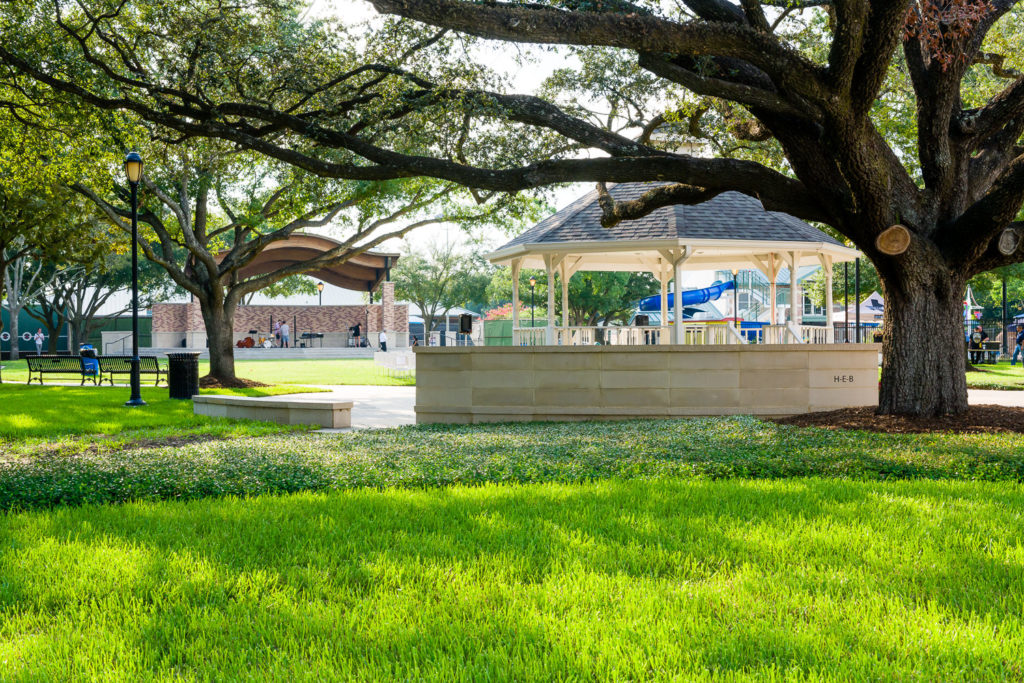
[512,323,838,346]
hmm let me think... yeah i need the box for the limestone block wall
[414,345,880,423]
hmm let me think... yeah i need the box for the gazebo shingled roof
[487,182,856,272]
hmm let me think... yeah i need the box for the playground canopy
[485,182,860,345]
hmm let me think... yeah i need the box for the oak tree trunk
[878,255,968,416]
[201,302,238,385]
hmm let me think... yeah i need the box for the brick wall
[153,302,408,336]
[152,303,187,333]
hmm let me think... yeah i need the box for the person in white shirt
[33,328,45,355]
[279,321,290,348]
[378,330,387,352]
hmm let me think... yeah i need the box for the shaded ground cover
[0,384,319,457]
[3,417,1024,511]
[0,358,414,386]
[776,404,1024,434]
[0,477,1022,680]
[966,360,1024,390]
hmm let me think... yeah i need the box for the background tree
[392,242,490,335]
[75,141,491,385]
[241,275,320,306]
[11,0,1024,413]
[486,268,659,326]
[31,253,178,352]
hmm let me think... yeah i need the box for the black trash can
[166,352,201,399]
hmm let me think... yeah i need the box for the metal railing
[104,334,133,355]
[513,323,844,347]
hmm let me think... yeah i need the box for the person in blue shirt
[1013,325,1024,366]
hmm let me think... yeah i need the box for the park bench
[97,356,167,386]
[25,355,97,385]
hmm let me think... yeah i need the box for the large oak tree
[4,0,1024,413]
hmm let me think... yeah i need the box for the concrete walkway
[968,389,1024,407]
[294,385,415,431]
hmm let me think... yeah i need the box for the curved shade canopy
[224,233,399,292]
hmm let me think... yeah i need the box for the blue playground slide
[637,280,735,312]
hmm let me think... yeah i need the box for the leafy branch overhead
[4,0,1024,414]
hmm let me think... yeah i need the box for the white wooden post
[820,254,834,343]
[659,264,670,345]
[788,251,802,326]
[545,255,557,345]
[768,252,778,325]
[510,259,521,342]
[560,260,570,343]
[673,256,684,344]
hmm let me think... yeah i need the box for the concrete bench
[192,395,353,428]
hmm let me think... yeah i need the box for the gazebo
[485,183,860,345]
[413,184,877,424]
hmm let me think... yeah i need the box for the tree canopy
[5,0,1024,413]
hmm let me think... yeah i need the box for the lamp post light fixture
[124,151,146,407]
[317,281,324,306]
[529,276,536,329]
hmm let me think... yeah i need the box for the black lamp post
[124,152,146,407]
[529,276,536,328]
[317,281,324,306]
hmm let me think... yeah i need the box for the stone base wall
[414,345,880,424]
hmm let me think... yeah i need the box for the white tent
[842,291,884,324]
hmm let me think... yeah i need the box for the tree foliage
[6,0,1024,413]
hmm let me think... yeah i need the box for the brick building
[151,238,408,349]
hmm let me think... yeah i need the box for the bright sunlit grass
[0,384,313,451]
[1,357,413,386]
[967,360,1024,390]
[0,477,1022,680]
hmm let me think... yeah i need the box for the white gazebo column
[560,260,570,343]
[510,259,522,340]
[544,254,558,344]
[768,254,779,325]
[658,247,689,345]
[659,264,670,345]
[788,251,802,325]
[820,254,834,342]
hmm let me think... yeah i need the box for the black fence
[831,323,882,344]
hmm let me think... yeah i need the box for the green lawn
[966,360,1024,390]
[3,417,1024,511]
[0,357,414,386]
[1,477,1022,680]
[0,384,318,456]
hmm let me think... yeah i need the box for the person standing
[273,320,281,346]
[1013,325,1024,366]
[279,320,290,348]
[33,328,44,355]
[969,325,988,364]
[378,330,387,352]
